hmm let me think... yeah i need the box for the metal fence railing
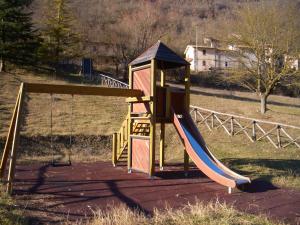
[93,73,129,89]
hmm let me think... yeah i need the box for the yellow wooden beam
[127,65,133,172]
[184,65,190,174]
[184,66,190,110]
[125,96,152,103]
[159,122,165,170]
[149,59,157,177]
[0,89,21,179]
[112,133,117,166]
[160,70,165,87]
[24,83,143,97]
[7,83,25,194]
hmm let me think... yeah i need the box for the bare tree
[107,1,162,80]
[224,1,300,114]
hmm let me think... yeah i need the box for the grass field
[0,70,299,224]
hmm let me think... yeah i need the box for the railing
[190,105,300,149]
[94,73,129,89]
[112,114,129,166]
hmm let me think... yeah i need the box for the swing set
[0,83,143,194]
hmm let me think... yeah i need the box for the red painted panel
[132,68,151,113]
[132,138,150,173]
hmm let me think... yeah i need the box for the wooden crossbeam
[126,96,152,103]
[215,117,231,130]
[256,124,278,148]
[196,111,212,131]
[213,114,231,135]
[233,119,254,142]
[280,128,300,148]
[24,83,143,97]
[234,121,252,135]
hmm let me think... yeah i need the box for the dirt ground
[9,161,300,224]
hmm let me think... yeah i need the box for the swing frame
[0,82,143,194]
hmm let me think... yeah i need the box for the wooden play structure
[1,41,250,195]
[112,40,191,176]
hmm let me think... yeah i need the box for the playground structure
[0,41,250,194]
[111,41,250,193]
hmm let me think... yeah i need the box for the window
[203,49,206,55]
[202,60,206,66]
[225,61,228,67]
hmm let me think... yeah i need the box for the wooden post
[277,125,282,148]
[112,133,117,166]
[159,69,165,170]
[252,121,256,141]
[0,89,21,180]
[184,65,190,173]
[184,66,190,110]
[120,127,124,149]
[183,66,191,173]
[159,122,165,170]
[127,66,133,173]
[194,109,197,122]
[149,59,157,177]
[7,83,25,194]
[230,117,234,136]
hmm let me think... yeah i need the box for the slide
[172,109,250,191]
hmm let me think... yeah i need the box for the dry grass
[0,186,28,225]
[70,200,282,225]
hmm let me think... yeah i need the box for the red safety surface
[12,162,300,224]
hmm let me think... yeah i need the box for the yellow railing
[112,114,129,166]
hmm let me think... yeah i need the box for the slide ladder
[112,114,150,166]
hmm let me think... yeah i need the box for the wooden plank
[214,114,231,135]
[24,83,143,97]
[127,65,133,172]
[256,124,278,148]
[149,59,156,176]
[159,122,165,170]
[234,121,252,135]
[280,128,300,148]
[112,133,117,166]
[7,83,25,194]
[196,111,212,131]
[0,89,21,179]
[131,64,151,72]
[233,119,254,142]
[125,96,152,103]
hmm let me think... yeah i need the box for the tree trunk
[260,93,267,114]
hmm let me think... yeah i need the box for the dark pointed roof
[130,41,189,69]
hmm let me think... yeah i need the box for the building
[185,38,239,72]
[185,37,298,72]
